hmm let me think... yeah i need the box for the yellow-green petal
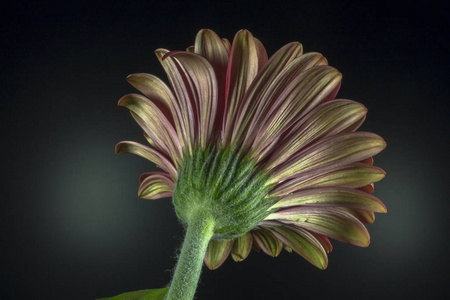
[251,65,341,160]
[231,232,252,262]
[270,132,386,183]
[115,141,177,179]
[204,239,233,270]
[267,100,368,168]
[271,163,385,197]
[168,52,218,148]
[223,29,259,143]
[270,186,386,213]
[264,222,328,269]
[118,94,182,166]
[138,172,174,200]
[230,42,304,148]
[126,73,186,152]
[251,227,283,257]
[266,207,371,247]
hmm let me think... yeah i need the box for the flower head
[116,29,386,270]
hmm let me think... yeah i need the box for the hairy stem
[165,213,215,300]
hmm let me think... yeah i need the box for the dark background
[1,0,449,299]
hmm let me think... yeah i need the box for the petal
[230,42,304,147]
[263,221,328,269]
[118,94,182,166]
[254,37,268,71]
[343,208,376,224]
[155,49,196,154]
[115,141,177,179]
[126,73,186,151]
[244,52,328,148]
[359,183,375,193]
[266,100,368,168]
[266,206,371,247]
[194,29,229,79]
[270,187,387,213]
[310,233,333,253]
[251,227,283,257]
[138,172,174,199]
[204,239,233,270]
[231,232,252,262]
[269,132,386,183]
[251,65,341,160]
[194,29,229,132]
[222,30,259,143]
[271,163,385,197]
[221,38,231,53]
[166,51,219,148]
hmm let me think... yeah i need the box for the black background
[1,0,449,299]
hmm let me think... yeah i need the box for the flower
[116,29,386,271]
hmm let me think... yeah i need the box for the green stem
[166,213,215,300]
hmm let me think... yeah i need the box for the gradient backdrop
[1,1,449,299]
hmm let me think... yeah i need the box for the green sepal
[173,145,278,239]
[97,287,168,300]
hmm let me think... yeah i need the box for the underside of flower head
[116,28,386,270]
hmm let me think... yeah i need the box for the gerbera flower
[116,29,386,300]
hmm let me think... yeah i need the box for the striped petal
[310,232,333,253]
[155,49,196,155]
[222,30,259,143]
[359,183,375,193]
[126,73,186,151]
[243,53,328,154]
[266,100,368,168]
[115,141,177,179]
[138,172,174,199]
[343,208,376,224]
[251,227,283,257]
[231,232,252,262]
[263,221,328,269]
[164,51,218,148]
[270,187,386,213]
[194,29,228,130]
[118,94,182,166]
[251,65,341,160]
[221,38,231,53]
[269,132,386,183]
[230,42,304,147]
[254,38,268,71]
[204,239,233,270]
[271,163,385,197]
[266,206,371,247]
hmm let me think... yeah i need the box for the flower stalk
[166,212,215,300]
